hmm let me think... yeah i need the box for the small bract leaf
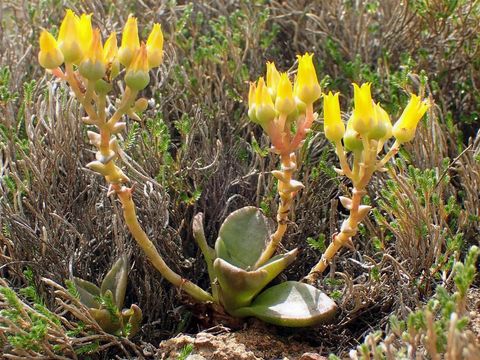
[101,256,128,309]
[215,206,270,269]
[233,281,337,327]
[73,277,101,309]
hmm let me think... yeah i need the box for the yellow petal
[103,32,118,63]
[146,23,164,69]
[78,13,93,54]
[266,61,280,98]
[118,15,140,67]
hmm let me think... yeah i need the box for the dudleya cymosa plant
[73,257,142,337]
[38,10,337,327]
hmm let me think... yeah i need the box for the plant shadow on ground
[0,0,479,359]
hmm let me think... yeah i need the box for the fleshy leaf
[73,277,101,309]
[233,281,337,327]
[101,256,128,309]
[122,304,143,337]
[89,308,121,334]
[214,249,298,311]
[215,206,270,269]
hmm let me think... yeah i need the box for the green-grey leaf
[214,249,298,311]
[215,206,270,269]
[101,256,128,309]
[232,281,337,327]
[73,277,101,309]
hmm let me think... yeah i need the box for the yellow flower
[368,102,392,140]
[79,29,106,80]
[57,9,82,63]
[266,61,280,99]
[255,77,276,124]
[146,23,164,69]
[294,53,321,105]
[118,15,140,67]
[352,83,374,135]
[125,44,150,91]
[78,13,93,55]
[104,32,120,79]
[323,92,345,142]
[38,30,64,69]
[275,73,295,116]
[392,94,430,143]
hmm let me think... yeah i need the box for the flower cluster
[306,82,430,281]
[248,54,321,155]
[324,83,430,151]
[38,9,163,91]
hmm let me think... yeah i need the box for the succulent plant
[73,256,142,337]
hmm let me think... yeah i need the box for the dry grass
[0,0,479,358]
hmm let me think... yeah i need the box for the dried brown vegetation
[1,0,479,359]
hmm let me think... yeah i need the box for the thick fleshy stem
[254,152,302,268]
[304,139,378,284]
[114,185,213,302]
[304,187,369,283]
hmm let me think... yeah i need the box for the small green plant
[72,256,142,337]
[341,245,479,359]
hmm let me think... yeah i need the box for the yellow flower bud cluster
[38,10,164,91]
[247,54,321,154]
[323,83,430,149]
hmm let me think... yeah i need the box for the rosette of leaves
[73,256,142,337]
[193,207,337,327]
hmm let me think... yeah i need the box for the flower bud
[293,53,321,105]
[368,103,391,140]
[79,29,106,81]
[352,83,374,135]
[146,23,164,69]
[38,30,64,69]
[78,14,93,55]
[343,115,363,152]
[134,98,148,112]
[125,44,150,91]
[323,92,345,142]
[57,9,82,63]
[392,94,430,143]
[275,73,295,116]
[255,77,276,124]
[118,15,140,67]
